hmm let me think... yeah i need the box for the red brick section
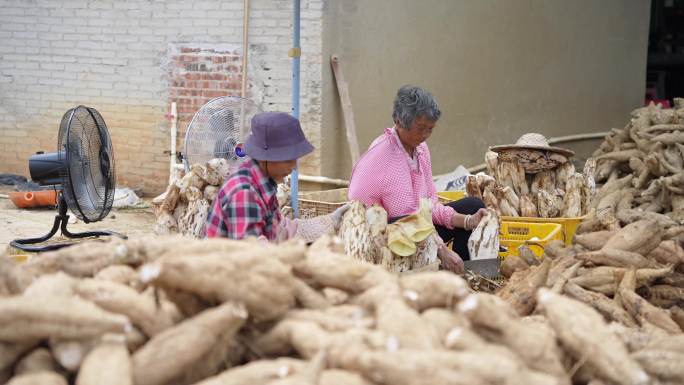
[169,46,244,141]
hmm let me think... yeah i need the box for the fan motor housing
[29,151,65,186]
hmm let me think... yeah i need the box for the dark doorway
[647,0,684,107]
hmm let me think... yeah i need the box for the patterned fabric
[348,127,456,229]
[205,159,281,240]
[294,214,335,243]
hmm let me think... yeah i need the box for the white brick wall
[0,0,324,194]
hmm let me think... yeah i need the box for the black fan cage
[57,106,116,223]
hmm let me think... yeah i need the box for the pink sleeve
[348,154,385,207]
[433,201,456,229]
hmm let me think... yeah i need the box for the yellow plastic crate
[437,191,466,204]
[501,215,586,246]
[3,253,31,263]
[499,221,563,259]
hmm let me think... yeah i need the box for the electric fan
[182,96,262,172]
[11,105,126,252]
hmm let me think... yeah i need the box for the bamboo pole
[241,0,250,98]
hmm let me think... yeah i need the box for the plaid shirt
[205,159,281,240]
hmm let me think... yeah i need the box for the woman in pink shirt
[348,85,487,273]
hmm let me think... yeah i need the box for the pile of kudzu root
[0,227,682,385]
[500,217,684,384]
[470,150,595,219]
[590,98,684,226]
[152,158,232,238]
[152,159,291,238]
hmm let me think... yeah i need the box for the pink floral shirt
[348,127,455,229]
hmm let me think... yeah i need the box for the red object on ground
[645,99,671,108]
[8,190,58,208]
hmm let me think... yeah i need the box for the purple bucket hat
[244,112,314,161]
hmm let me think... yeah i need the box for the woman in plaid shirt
[348,86,488,273]
[205,112,347,242]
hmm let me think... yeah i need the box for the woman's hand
[468,208,488,230]
[450,207,488,230]
[330,203,351,231]
[438,245,464,274]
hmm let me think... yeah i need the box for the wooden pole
[331,54,360,164]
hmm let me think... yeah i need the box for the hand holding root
[454,208,488,230]
[468,208,488,230]
[438,244,464,274]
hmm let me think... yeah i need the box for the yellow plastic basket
[499,221,563,259]
[437,191,466,204]
[501,215,586,246]
[298,188,349,218]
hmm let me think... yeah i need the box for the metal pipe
[298,174,349,187]
[290,0,301,218]
[168,102,177,184]
[547,132,609,145]
[439,131,611,177]
[302,132,612,186]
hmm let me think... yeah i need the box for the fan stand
[10,192,127,252]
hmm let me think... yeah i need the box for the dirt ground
[0,186,156,255]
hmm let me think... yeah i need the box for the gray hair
[392,85,441,129]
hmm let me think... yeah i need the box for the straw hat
[489,133,575,157]
[489,133,575,173]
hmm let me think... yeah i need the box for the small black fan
[11,105,126,252]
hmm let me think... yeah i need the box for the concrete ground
[0,186,156,255]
